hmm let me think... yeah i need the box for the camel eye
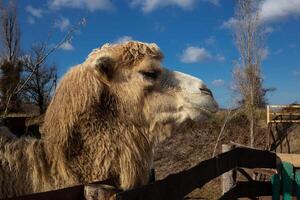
[140,70,160,80]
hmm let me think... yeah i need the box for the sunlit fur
[0,41,217,198]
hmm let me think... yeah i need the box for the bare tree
[23,43,57,114]
[0,59,22,111]
[0,17,86,118]
[232,0,268,147]
[0,0,20,62]
[0,0,22,112]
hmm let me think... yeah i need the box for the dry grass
[153,109,300,199]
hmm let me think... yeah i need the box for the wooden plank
[269,105,300,108]
[117,149,239,200]
[277,154,300,168]
[267,104,300,124]
[269,120,300,123]
[2,180,111,200]
[270,113,300,115]
[237,148,277,169]
[252,168,277,176]
[3,148,278,200]
[219,181,273,199]
[116,148,277,200]
[3,185,84,200]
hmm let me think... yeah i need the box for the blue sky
[17,0,300,107]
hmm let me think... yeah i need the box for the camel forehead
[85,41,164,69]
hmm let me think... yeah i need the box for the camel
[0,41,218,198]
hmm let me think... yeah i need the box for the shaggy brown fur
[0,41,217,198]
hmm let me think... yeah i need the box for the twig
[212,109,240,157]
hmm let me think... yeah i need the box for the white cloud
[274,48,283,55]
[216,54,225,62]
[289,43,296,48]
[54,17,71,31]
[265,26,275,33]
[260,0,300,22]
[221,17,238,29]
[222,0,300,28]
[59,41,75,51]
[49,0,114,12]
[26,5,44,18]
[180,46,212,63]
[202,0,219,6]
[180,46,225,63]
[204,36,215,46]
[293,70,300,76]
[114,36,133,44]
[130,0,220,12]
[130,0,197,12]
[212,79,225,87]
[27,16,36,25]
[259,47,269,60]
[154,22,166,33]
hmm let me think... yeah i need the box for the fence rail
[116,148,277,200]
[3,147,296,200]
[267,104,300,123]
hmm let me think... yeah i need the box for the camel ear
[96,57,115,80]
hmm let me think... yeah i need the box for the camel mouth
[205,106,219,114]
[191,106,218,121]
[199,108,216,118]
[195,101,219,116]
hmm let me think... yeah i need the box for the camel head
[84,41,218,141]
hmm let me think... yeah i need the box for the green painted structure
[271,162,300,199]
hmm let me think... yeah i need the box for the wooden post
[149,168,155,183]
[84,184,118,200]
[221,144,236,197]
[267,105,270,124]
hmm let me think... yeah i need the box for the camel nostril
[199,87,213,97]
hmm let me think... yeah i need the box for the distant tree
[23,43,57,114]
[231,0,271,147]
[0,59,22,111]
[0,0,23,112]
[0,12,86,118]
[0,0,20,62]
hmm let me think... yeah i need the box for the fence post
[267,105,270,124]
[84,184,118,200]
[221,144,237,197]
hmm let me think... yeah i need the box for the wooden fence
[267,105,300,123]
[266,104,300,153]
[4,147,297,200]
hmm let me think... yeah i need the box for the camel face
[138,64,218,137]
[167,70,218,121]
